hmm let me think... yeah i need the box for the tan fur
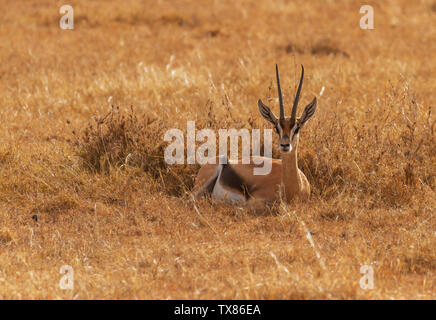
[193,142,311,205]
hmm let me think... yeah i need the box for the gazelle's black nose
[280,144,291,152]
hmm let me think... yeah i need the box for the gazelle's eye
[274,126,279,134]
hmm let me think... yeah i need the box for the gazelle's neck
[281,139,301,202]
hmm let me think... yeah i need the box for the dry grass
[0,0,434,299]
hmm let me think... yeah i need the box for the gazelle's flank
[193,65,317,207]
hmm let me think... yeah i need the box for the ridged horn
[276,64,284,120]
[291,65,304,125]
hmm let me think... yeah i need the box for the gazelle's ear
[258,99,278,125]
[298,97,317,127]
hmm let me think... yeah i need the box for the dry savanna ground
[0,0,435,299]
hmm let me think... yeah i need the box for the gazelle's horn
[276,64,284,120]
[291,65,304,125]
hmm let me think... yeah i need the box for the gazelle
[193,65,317,207]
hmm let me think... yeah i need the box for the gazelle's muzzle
[280,143,292,153]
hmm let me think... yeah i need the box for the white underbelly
[212,179,245,204]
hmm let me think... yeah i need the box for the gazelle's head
[258,65,317,153]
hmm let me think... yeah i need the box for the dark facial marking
[294,125,300,135]
[278,119,292,137]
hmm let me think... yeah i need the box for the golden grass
[0,0,434,299]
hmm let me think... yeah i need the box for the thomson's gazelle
[193,65,317,207]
